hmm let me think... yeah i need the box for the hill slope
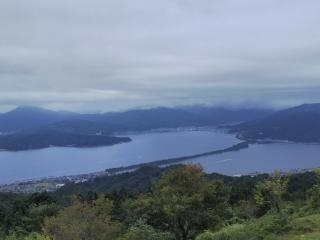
[0,106,273,134]
[0,106,77,133]
[55,106,273,133]
[0,128,131,151]
[0,105,273,150]
[231,103,320,142]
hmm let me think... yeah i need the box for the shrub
[306,185,320,210]
[195,224,246,240]
[195,213,290,240]
[120,219,174,240]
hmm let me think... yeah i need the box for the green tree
[307,185,320,209]
[254,171,288,214]
[24,203,59,233]
[128,165,230,240]
[24,232,51,240]
[3,232,51,240]
[120,219,174,240]
[307,169,320,209]
[43,197,122,240]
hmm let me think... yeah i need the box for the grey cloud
[0,0,320,112]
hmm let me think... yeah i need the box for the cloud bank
[0,0,320,112]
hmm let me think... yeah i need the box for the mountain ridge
[0,105,274,150]
[230,103,320,142]
[0,106,78,133]
[0,105,274,133]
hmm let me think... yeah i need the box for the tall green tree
[254,171,288,214]
[127,165,230,240]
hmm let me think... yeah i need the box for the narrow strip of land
[0,142,249,192]
[105,141,249,174]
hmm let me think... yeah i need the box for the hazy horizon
[1,0,320,112]
[0,103,277,114]
[2,101,320,115]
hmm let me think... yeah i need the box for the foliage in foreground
[196,212,320,240]
[1,165,320,240]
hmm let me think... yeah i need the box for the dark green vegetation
[0,129,131,151]
[231,103,320,142]
[0,106,271,150]
[1,165,320,240]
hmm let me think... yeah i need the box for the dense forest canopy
[1,165,320,240]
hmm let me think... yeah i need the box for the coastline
[0,141,249,193]
[2,128,319,193]
[104,141,249,174]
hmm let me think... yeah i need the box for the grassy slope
[198,212,320,240]
[274,214,320,240]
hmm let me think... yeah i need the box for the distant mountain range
[0,106,273,134]
[1,103,320,150]
[230,103,320,142]
[0,106,77,133]
[0,105,273,151]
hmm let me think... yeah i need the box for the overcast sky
[0,0,320,112]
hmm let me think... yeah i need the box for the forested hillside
[231,103,320,142]
[1,165,320,240]
[0,129,131,151]
[0,106,272,134]
[0,106,272,151]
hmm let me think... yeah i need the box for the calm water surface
[185,142,320,175]
[0,130,238,184]
[1,130,320,184]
